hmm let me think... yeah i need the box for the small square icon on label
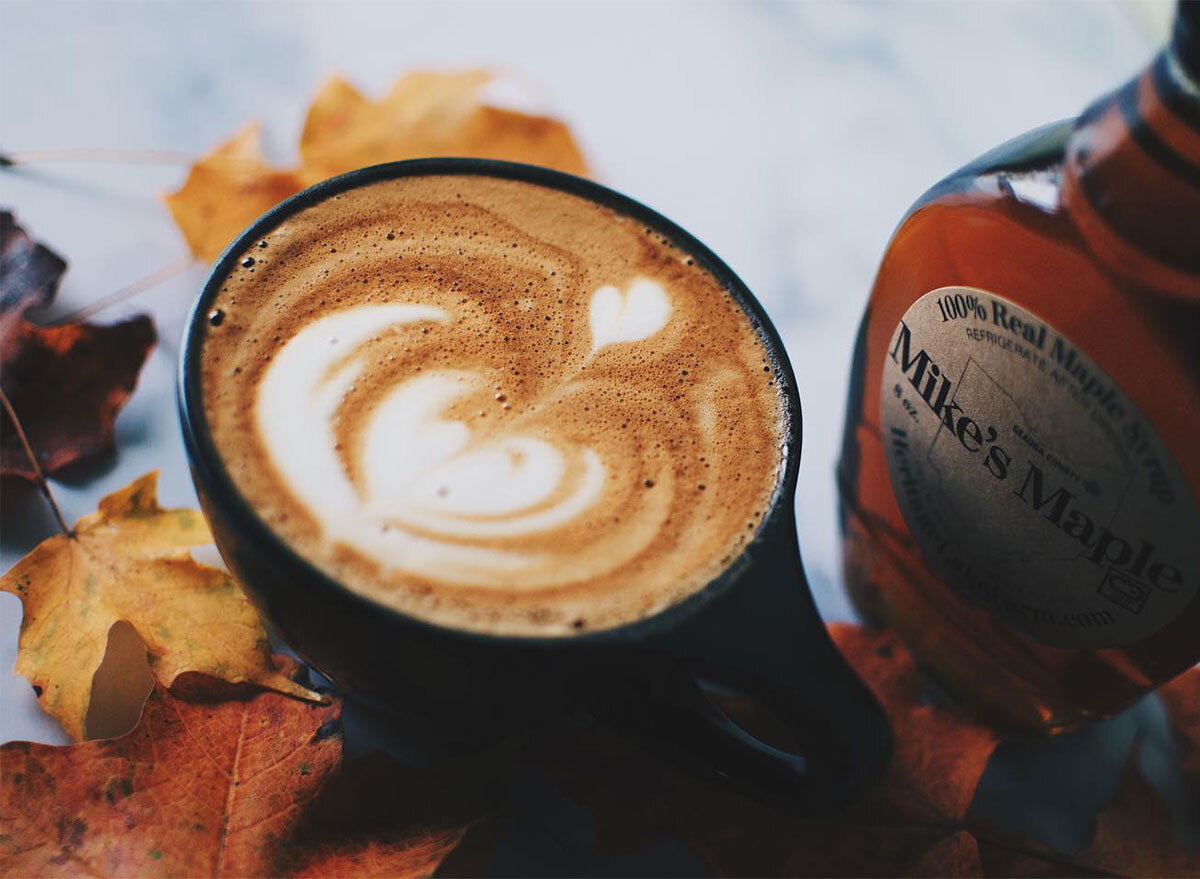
[1097,568,1150,615]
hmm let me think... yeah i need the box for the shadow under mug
[177,158,891,812]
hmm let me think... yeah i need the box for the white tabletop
[1,0,1189,865]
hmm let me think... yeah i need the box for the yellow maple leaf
[296,70,589,185]
[163,70,589,261]
[162,122,302,262]
[1,472,323,741]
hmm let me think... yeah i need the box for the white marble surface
[1,0,1192,865]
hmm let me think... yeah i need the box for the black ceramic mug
[178,158,891,812]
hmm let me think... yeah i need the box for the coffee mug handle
[601,521,892,811]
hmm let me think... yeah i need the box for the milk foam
[254,291,658,584]
[201,174,784,635]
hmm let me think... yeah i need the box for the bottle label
[880,286,1199,648]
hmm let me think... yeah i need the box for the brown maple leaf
[279,753,473,878]
[0,209,65,337]
[0,472,323,741]
[831,622,999,826]
[0,668,343,878]
[908,831,984,878]
[472,623,997,877]
[287,828,466,879]
[1075,744,1199,877]
[0,211,155,479]
[1161,667,1200,797]
[163,70,589,262]
[974,740,1200,878]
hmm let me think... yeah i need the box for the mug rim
[177,157,804,649]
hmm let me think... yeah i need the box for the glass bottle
[837,4,1200,733]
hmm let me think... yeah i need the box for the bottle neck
[1061,32,1200,300]
[1174,0,1200,84]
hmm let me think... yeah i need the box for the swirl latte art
[201,174,785,635]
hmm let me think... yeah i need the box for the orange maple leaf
[162,123,302,262]
[163,71,589,263]
[296,70,588,184]
[0,670,467,879]
[0,667,342,878]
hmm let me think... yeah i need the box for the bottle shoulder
[876,117,1084,305]
[904,119,1073,218]
[877,166,1096,317]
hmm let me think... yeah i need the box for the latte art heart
[201,174,784,636]
[589,278,671,354]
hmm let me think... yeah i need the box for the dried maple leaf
[1073,744,1199,877]
[162,123,302,262]
[163,71,589,261]
[974,741,1200,878]
[0,671,343,878]
[907,831,983,878]
[0,472,322,741]
[972,843,1095,879]
[0,212,155,479]
[465,623,996,877]
[830,622,998,826]
[296,71,589,185]
[287,828,466,879]
[969,670,1200,878]
[1161,667,1200,796]
[0,209,65,339]
[275,749,484,878]
[1,673,471,878]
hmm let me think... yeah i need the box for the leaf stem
[57,257,194,324]
[1,147,200,167]
[0,387,72,537]
[971,831,1124,878]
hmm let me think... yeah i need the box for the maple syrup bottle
[838,4,1200,734]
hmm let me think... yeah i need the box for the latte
[200,173,785,636]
